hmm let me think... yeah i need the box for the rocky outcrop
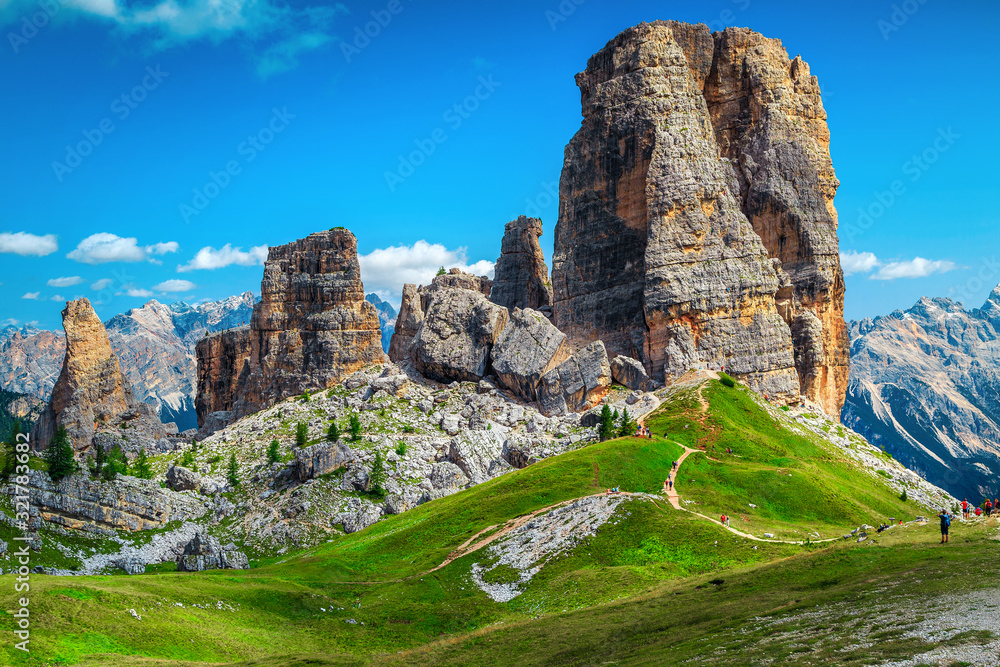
[366,293,398,353]
[194,327,251,427]
[610,355,657,392]
[24,470,205,532]
[704,27,849,416]
[413,288,509,384]
[537,341,611,416]
[166,465,205,493]
[490,216,553,313]
[551,21,847,412]
[209,229,385,419]
[295,441,354,481]
[30,299,166,455]
[177,532,248,571]
[842,288,1000,501]
[491,308,568,401]
[388,270,493,365]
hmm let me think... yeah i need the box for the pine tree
[598,404,615,442]
[93,443,107,479]
[295,422,308,448]
[1,419,20,479]
[227,452,240,488]
[180,446,195,468]
[102,445,128,481]
[618,408,634,438]
[327,420,340,442]
[349,414,362,441]
[369,450,386,496]
[436,266,446,276]
[45,425,77,483]
[267,439,281,464]
[134,448,152,479]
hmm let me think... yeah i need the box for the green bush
[349,414,362,441]
[327,420,340,442]
[267,439,281,464]
[45,425,77,483]
[134,449,153,479]
[295,422,308,448]
[395,442,407,457]
[719,373,736,388]
[227,453,240,488]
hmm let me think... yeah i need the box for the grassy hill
[2,377,993,666]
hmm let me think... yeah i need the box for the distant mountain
[0,389,44,441]
[842,285,1000,501]
[365,293,397,353]
[0,293,256,432]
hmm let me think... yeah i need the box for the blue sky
[1,0,997,330]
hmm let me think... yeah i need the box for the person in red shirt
[987,499,994,516]
[976,506,983,517]
[962,498,969,519]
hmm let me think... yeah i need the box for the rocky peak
[490,216,553,314]
[30,298,166,454]
[552,20,848,412]
[198,228,385,421]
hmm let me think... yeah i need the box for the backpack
[944,515,951,526]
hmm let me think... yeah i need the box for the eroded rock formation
[537,341,611,416]
[30,299,166,455]
[490,216,553,314]
[196,229,385,420]
[491,308,568,401]
[551,21,848,413]
[195,327,251,427]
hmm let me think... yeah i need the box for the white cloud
[68,233,177,264]
[358,240,495,307]
[154,279,197,292]
[840,251,879,276]
[47,276,84,288]
[50,295,65,302]
[118,288,155,298]
[146,241,179,255]
[2,0,347,75]
[0,232,58,256]
[177,244,269,272]
[872,257,957,281]
[1,318,19,327]
[21,292,41,300]
[91,278,113,290]
[841,251,958,281]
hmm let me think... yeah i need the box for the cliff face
[194,327,251,427]
[551,21,848,411]
[30,299,166,454]
[842,288,1000,501]
[704,28,849,416]
[220,229,385,417]
[0,326,65,400]
[490,216,553,314]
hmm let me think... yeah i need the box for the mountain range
[843,285,1000,500]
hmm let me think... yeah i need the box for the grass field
[1,378,988,666]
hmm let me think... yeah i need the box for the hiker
[987,499,994,516]
[962,498,969,519]
[939,509,951,543]
[975,506,982,517]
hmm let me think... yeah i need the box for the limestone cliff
[551,21,848,411]
[30,299,166,455]
[490,216,553,314]
[200,229,385,419]
[194,327,251,427]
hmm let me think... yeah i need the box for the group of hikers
[633,425,652,438]
[960,498,998,518]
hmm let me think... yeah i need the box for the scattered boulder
[114,557,146,575]
[537,341,611,416]
[295,442,354,482]
[490,308,568,401]
[449,428,506,485]
[413,289,509,383]
[177,532,249,572]
[429,461,469,492]
[166,465,202,492]
[610,355,657,392]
